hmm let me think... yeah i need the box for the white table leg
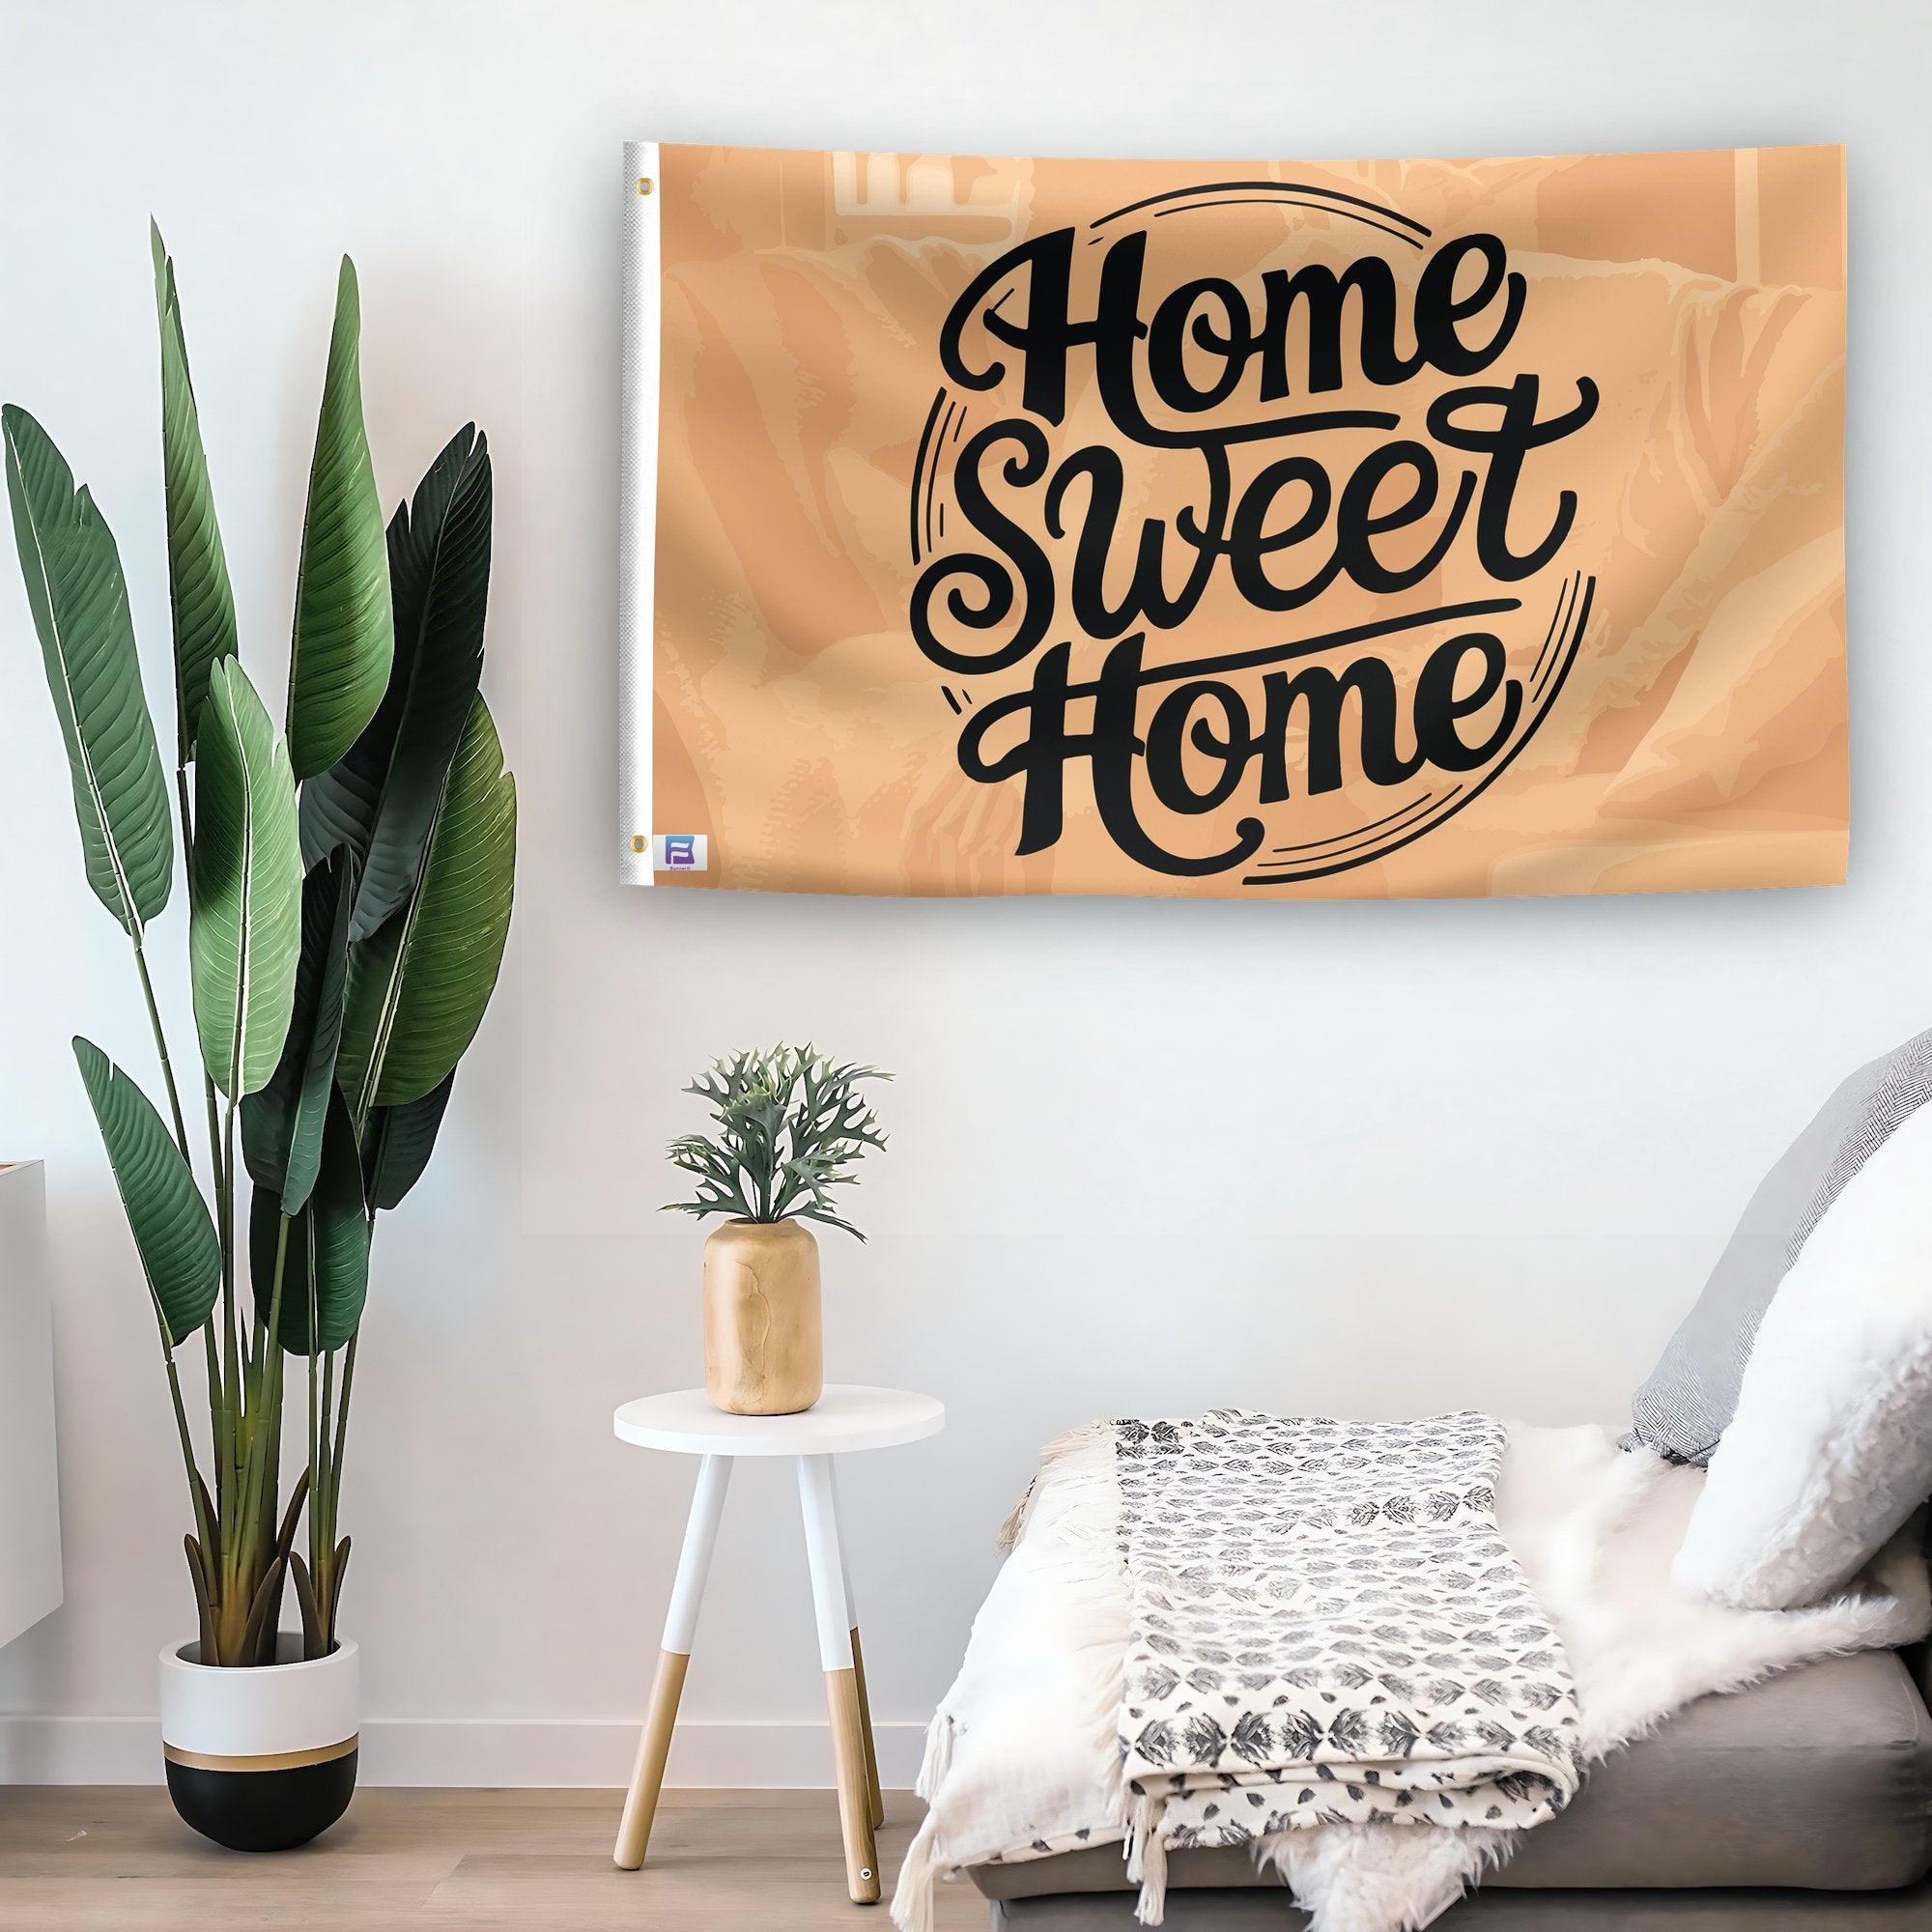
[613,1454,732,1870]
[828,1461,884,1830]
[798,1454,881,1903]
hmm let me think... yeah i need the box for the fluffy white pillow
[1673,1097,1932,1610]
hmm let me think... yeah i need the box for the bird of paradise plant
[3,227,514,1664]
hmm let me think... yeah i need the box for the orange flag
[620,143,1846,901]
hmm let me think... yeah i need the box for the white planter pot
[0,1162,61,1648]
[159,1634,358,1851]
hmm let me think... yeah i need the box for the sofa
[929,1027,1932,1929]
[967,1645,1932,1925]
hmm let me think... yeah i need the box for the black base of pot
[165,1749,356,1852]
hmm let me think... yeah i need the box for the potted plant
[3,227,515,1850]
[666,1045,889,1415]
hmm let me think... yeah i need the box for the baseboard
[0,1715,929,1788]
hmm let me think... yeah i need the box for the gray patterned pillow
[1625,1025,1932,1464]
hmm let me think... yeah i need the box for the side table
[611,1383,946,1903]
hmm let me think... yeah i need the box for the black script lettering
[1332,440,1477,595]
[923,205,1593,880]
[912,419,1058,673]
[957,637,1265,874]
[1258,256,1420,397]
[1149,278,1250,412]
[954,639,1090,854]
[959,624,1527,876]
[940,228,1090,425]
[1259,658,1425,801]
[1412,632,1520,769]
[1427,373,1600,581]
[1045,442,1227,640]
[1086,639,1267,874]
[1146,679,1251,813]
[938,225,1538,443]
[1412,233,1525,377]
[1226,454,1340,611]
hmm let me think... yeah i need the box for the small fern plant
[665,1044,889,1239]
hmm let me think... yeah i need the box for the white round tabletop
[612,1383,945,1458]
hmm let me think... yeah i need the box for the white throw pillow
[1673,1097,1932,1610]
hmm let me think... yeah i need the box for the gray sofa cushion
[1625,1027,1932,1465]
[969,1650,1932,1900]
[989,1877,1932,1927]
[1502,1649,1932,1889]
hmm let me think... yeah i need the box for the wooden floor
[0,1786,987,1931]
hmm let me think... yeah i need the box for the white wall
[1,0,1927,1786]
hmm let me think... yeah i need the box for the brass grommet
[631,835,647,853]
[637,176,653,196]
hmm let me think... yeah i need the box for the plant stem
[220,1096,240,1432]
[202,1321,225,1525]
[162,1350,213,1564]
[217,1097,242,1617]
[240,1215,290,1596]
[130,938,190,1165]
[315,1346,336,1554]
[303,1342,335,1652]
[200,1074,227,1515]
[318,1335,355,1651]
[175,764,194,851]
[330,1333,356,1510]
[214,1211,287,1664]
[128,768,224,1642]
[307,1334,321,1542]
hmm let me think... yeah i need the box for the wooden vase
[702,1218,823,1415]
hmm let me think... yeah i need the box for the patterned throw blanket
[1114,1411,1583,1919]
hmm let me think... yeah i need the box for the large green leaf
[338,695,515,1114]
[151,224,238,763]
[250,1088,369,1355]
[287,258,392,781]
[4,406,174,936]
[242,848,354,1213]
[73,1037,219,1348]
[360,1069,455,1212]
[189,658,302,1098]
[300,425,491,940]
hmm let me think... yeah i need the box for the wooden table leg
[798,1454,880,1903]
[826,1463,885,1830]
[848,1625,885,1831]
[614,1454,732,1869]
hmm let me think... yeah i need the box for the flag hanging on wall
[619,142,1846,900]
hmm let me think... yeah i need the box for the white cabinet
[0,1162,61,1648]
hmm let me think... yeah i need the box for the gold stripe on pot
[163,1735,358,1774]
